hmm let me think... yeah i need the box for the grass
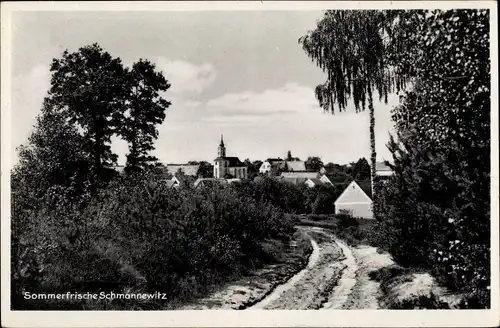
[292,214,376,247]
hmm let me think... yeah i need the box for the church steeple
[218,134,226,158]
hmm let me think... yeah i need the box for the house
[259,161,272,174]
[166,164,200,177]
[168,175,196,188]
[259,159,306,174]
[285,161,306,172]
[319,174,333,185]
[280,171,321,186]
[110,165,126,175]
[334,180,373,219]
[194,177,229,189]
[213,135,248,179]
[375,161,393,180]
[165,180,177,189]
[280,171,320,179]
[259,158,286,174]
[305,178,325,188]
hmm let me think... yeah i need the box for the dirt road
[181,226,395,310]
[248,226,394,310]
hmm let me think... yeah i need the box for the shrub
[387,293,451,310]
[11,168,296,309]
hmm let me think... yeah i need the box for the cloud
[204,82,317,120]
[11,64,51,162]
[151,82,400,165]
[155,57,217,95]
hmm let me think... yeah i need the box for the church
[213,135,248,179]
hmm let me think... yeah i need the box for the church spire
[218,134,226,158]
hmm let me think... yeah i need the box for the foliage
[244,159,262,181]
[373,9,490,308]
[121,59,171,172]
[49,43,128,183]
[351,157,371,180]
[197,161,214,178]
[48,43,171,179]
[305,156,324,172]
[299,11,401,195]
[11,169,296,310]
[387,293,451,309]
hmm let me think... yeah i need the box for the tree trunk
[368,91,378,218]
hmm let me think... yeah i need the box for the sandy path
[182,226,398,310]
[250,239,320,309]
[320,239,358,309]
[249,227,395,310]
[250,227,345,310]
[341,246,394,309]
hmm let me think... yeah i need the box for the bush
[387,293,450,310]
[336,210,359,229]
[11,168,296,309]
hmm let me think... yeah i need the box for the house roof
[376,161,392,172]
[355,180,372,199]
[334,180,372,205]
[174,175,196,186]
[194,178,228,188]
[282,177,308,185]
[307,178,324,185]
[214,156,246,167]
[285,161,306,171]
[267,158,284,163]
[281,171,319,179]
[320,175,333,184]
[166,164,200,176]
[165,180,176,188]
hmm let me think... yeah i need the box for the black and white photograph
[1,1,498,327]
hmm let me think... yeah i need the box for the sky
[10,10,399,167]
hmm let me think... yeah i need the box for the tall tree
[12,99,91,210]
[122,59,171,173]
[352,157,371,180]
[375,9,490,307]
[49,43,129,185]
[299,11,404,199]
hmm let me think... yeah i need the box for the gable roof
[166,164,200,176]
[285,161,306,171]
[306,178,324,185]
[320,174,333,184]
[281,171,319,179]
[194,178,229,188]
[165,180,177,188]
[282,177,308,185]
[355,180,372,199]
[334,180,372,205]
[376,161,392,172]
[215,157,246,167]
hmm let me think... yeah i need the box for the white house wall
[334,181,374,219]
[335,202,373,219]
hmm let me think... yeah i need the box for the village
[112,135,393,219]
[7,5,492,320]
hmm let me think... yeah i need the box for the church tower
[214,134,227,178]
[218,134,226,158]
